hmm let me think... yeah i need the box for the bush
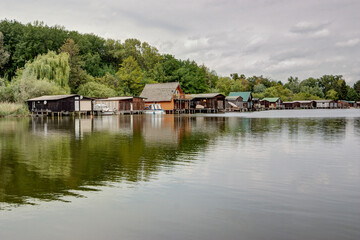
[0,102,29,117]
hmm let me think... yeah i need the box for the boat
[144,104,165,115]
[93,104,115,115]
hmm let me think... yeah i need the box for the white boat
[144,104,165,115]
[94,104,114,115]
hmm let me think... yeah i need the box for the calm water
[1,109,360,240]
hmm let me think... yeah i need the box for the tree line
[0,19,359,102]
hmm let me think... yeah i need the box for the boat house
[314,100,337,108]
[228,92,253,110]
[95,97,145,114]
[225,96,243,111]
[262,97,283,109]
[140,82,188,113]
[27,94,93,115]
[187,93,225,112]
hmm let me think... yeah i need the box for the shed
[262,97,283,108]
[27,94,93,113]
[228,92,253,109]
[225,95,244,109]
[314,100,337,108]
[292,100,315,108]
[95,97,145,113]
[187,93,225,110]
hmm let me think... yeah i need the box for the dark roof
[27,94,78,101]
[187,93,224,99]
[140,82,180,102]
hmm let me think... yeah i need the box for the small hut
[262,97,283,108]
[228,92,253,110]
[225,96,244,110]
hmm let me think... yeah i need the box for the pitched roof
[187,93,224,99]
[314,100,334,103]
[225,96,243,101]
[262,97,280,102]
[228,92,252,101]
[27,94,78,101]
[140,82,180,102]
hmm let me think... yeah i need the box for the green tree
[24,51,70,90]
[337,79,348,100]
[0,31,10,72]
[216,77,234,95]
[253,83,266,93]
[116,56,143,95]
[346,88,359,101]
[326,89,338,100]
[77,81,116,98]
[59,38,87,93]
[354,80,360,95]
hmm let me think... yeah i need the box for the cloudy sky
[1,0,360,84]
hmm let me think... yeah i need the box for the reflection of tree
[0,115,350,208]
[0,116,216,207]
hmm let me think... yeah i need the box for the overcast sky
[1,0,360,84]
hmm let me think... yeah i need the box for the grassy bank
[0,102,29,117]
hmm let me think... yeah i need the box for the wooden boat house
[140,82,189,113]
[262,97,283,109]
[228,92,253,110]
[314,100,337,108]
[95,97,145,114]
[186,93,225,112]
[27,94,93,115]
[225,96,244,111]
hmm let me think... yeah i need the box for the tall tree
[0,31,10,72]
[59,38,87,93]
[116,56,143,95]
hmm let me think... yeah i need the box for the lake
[1,109,360,240]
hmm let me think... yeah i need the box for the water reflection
[0,115,356,208]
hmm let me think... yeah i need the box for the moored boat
[144,104,165,115]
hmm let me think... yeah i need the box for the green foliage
[293,92,321,100]
[77,81,116,98]
[253,83,266,93]
[116,56,144,95]
[216,77,233,95]
[11,73,68,103]
[59,38,87,93]
[0,31,10,71]
[354,80,360,95]
[346,88,359,101]
[24,51,70,89]
[326,89,338,100]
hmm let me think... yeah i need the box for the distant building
[314,100,337,108]
[95,97,146,114]
[228,92,253,109]
[186,93,225,112]
[261,97,282,108]
[140,82,188,112]
[225,96,244,110]
[27,94,93,113]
